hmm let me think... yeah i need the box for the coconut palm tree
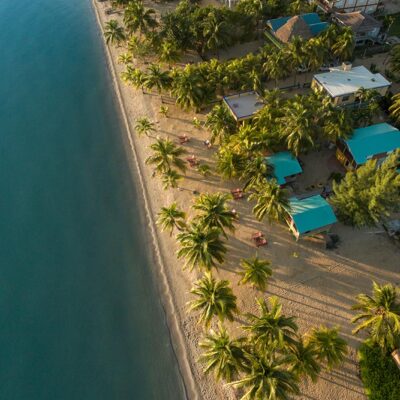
[389,92,400,124]
[332,27,355,61]
[203,13,231,57]
[389,44,400,75]
[243,297,298,352]
[264,49,291,86]
[279,98,316,156]
[121,66,144,88]
[241,155,272,191]
[159,105,169,118]
[248,180,290,223]
[205,104,237,145]
[161,169,182,189]
[288,338,321,382]
[135,117,155,137]
[177,222,226,271]
[199,324,246,382]
[145,137,187,174]
[306,326,348,370]
[303,38,326,72]
[118,52,133,65]
[352,282,400,353]
[143,64,172,93]
[123,0,157,36]
[192,192,236,237]
[157,202,186,235]
[239,256,272,291]
[229,353,300,400]
[159,41,181,68]
[104,20,126,46]
[216,148,246,180]
[189,272,238,326]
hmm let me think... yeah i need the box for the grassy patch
[358,342,400,400]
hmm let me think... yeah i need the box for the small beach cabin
[312,64,391,106]
[265,151,303,186]
[223,91,264,122]
[267,13,329,45]
[336,123,400,170]
[285,195,337,239]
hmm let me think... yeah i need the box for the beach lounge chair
[186,155,199,167]
[231,188,244,200]
[179,135,189,145]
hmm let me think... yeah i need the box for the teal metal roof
[265,152,302,185]
[345,123,400,165]
[288,195,337,235]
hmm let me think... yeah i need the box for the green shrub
[358,342,400,400]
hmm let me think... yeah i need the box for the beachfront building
[265,152,303,186]
[314,0,383,14]
[336,122,400,170]
[285,195,337,239]
[312,64,391,106]
[223,91,264,122]
[333,12,384,46]
[266,13,329,45]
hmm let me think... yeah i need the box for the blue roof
[267,13,328,36]
[345,123,400,165]
[265,151,302,185]
[288,195,337,235]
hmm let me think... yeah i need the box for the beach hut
[223,91,264,122]
[285,195,337,240]
[265,151,303,186]
[336,123,400,170]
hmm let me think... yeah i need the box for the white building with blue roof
[336,123,400,170]
[285,195,337,239]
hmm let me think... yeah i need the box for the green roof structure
[287,195,337,236]
[265,151,302,185]
[344,123,400,166]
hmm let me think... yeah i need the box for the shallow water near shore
[0,0,185,398]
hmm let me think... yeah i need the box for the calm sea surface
[0,0,185,398]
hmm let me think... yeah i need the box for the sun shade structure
[265,152,303,185]
[312,65,390,105]
[285,195,337,239]
[223,91,264,121]
[267,13,329,44]
[336,123,400,170]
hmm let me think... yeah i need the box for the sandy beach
[91,1,400,399]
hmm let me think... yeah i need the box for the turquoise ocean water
[0,0,185,398]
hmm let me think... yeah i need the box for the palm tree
[243,297,298,352]
[306,326,348,370]
[279,98,315,156]
[264,49,291,86]
[143,64,172,93]
[177,222,226,271]
[104,20,126,46]
[118,52,133,65]
[304,38,326,72]
[203,13,231,57]
[248,180,290,223]
[352,282,400,353]
[199,324,245,382]
[135,117,155,137]
[239,256,272,291]
[159,105,169,118]
[229,353,300,400]
[161,169,182,189]
[121,66,144,88]
[123,0,157,36]
[389,92,400,124]
[332,27,355,61]
[389,44,400,75]
[189,272,238,326]
[205,104,237,145]
[216,149,246,180]
[288,338,321,382]
[145,137,187,174]
[157,202,186,235]
[241,155,272,191]
[159,41,181,68]
[192,193,236,237]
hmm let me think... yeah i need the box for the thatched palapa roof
[275,16,313,43]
